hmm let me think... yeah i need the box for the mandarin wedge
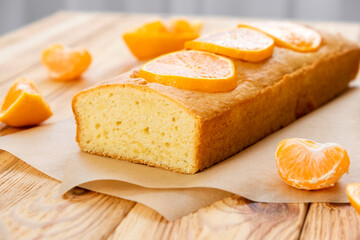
[275,138,350,190]
[139,50,236,92]
[238,21,322,52]
[346,183,360,215]
[42,44,91,81]
[185,28,274,62]
[0,78,52,127]
[123,19,202,60]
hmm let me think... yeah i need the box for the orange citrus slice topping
[238,22,322,52]
[346,183,360,215]
[275,138,350,190]
[123,19,202,60]
[41,43,92,81]
[185,28,274,62]
[0,78,53,127]
[139,50,236,92]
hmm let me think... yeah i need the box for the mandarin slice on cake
[185,28,274,62]
[0,78,52,127]
[139,50,236,92]
[275,138,350,190]
[238,21,322,52]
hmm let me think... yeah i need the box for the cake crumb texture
[73,85,199,173]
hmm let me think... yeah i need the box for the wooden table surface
[1,12,360,240]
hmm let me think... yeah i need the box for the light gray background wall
[1,0,359,35]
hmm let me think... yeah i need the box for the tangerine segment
[0,78,52,127]
[41,44,92,81]
[346,183,360,215]
[123,19,202,60]
[185,28,274,62]
[275,138,350,190]
[139,50,236,92]
[238,22,322,52]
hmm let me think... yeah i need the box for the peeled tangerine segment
[139,50,236,92]
[347,183,360,215]
[41,43,92,81]
[185,28,274,62]
[275,138,350,190]
[0,78,52,127]
[123,19,202,60]
[238,21,322,52]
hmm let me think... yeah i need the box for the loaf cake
[72,29,360,174]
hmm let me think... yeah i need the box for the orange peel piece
[238,21,322,52]
[0,78,53,127]
[139,50,236,92]
[276,138,350,190]
[346,183,360,215]
[41,44,92,81]
[185,28,274,62]
[123,19,202,60]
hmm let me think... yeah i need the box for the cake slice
[72,30,360,174]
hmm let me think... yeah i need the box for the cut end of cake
[72,83,199,174]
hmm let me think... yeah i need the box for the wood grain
[300,203,360,240]
[109,196,308,240]
[0,12,360,240]
[0,150,136,240]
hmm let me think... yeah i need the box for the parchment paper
[0,116,231,220]
[1,83,360,220]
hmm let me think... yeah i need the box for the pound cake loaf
[72,29,360,174]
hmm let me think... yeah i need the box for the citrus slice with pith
[238,22,322,52]
[185,28,274,62]
[346,183,360,215]
[0,78,53,127]
[276,138,350,190]
[41,43,92,81]
[139,50,236,92]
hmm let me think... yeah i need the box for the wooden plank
[0,151,136,240]
[300,203,360,239]
[109,196,308,240]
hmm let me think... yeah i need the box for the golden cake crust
[99,31,359,119]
